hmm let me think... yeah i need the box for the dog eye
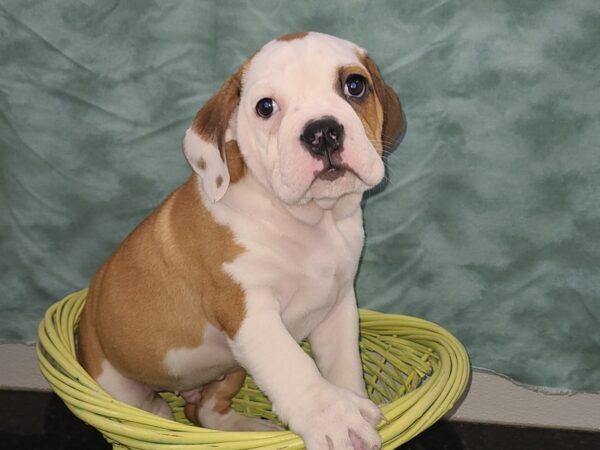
[256,98,278,118]
[344,75,367,98]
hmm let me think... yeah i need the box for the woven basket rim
[37,289,470,450]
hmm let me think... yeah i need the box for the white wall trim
[1,343,49,392]
[1,343,599,430]
[446,369,599,431]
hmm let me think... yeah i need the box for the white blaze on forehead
[243,32,364,98]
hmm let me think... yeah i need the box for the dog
[77,31,404,450]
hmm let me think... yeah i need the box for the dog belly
[163,324,238,391]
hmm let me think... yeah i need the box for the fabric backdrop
[1,0,599,392]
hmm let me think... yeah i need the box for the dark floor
[0,390,598,450]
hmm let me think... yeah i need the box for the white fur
[237,32,385,205]
[96,360,173,420]
[308,288,368,397]
[164,323,237,391]
[200,173,381,448]
[147,32,384,448]
[183,129,230,202]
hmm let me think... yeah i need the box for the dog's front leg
[229,289,381,450]
[308,286,370,398]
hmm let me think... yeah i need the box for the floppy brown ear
[183,68,246,202]
[193,73,240,151]
[363,55,406,152]
[189,69,246,183]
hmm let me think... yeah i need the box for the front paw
[289,383,381,450]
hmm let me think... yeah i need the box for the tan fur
[183,369,247,425]
[79,56,253,386]
[223,140,246,183]
[277,31,309,42]
[192,65,248,180]
[76,37,400,429]
[360,55,405,152]
[77,177,246,387]
[337,64,385,153]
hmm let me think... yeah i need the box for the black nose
[300,117,345,157]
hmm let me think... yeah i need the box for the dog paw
[289,383,381,450]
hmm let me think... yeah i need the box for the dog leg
[230,292,381,450]
[184,369,281,431]
[308,287,370,398]
[95,360,173,420]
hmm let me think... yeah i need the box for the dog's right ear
[184,70,246,202]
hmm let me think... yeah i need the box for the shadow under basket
[37,289,470,450]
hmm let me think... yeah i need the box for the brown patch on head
[77,177,247,388]
[277,31,309,42]
[223,140,246,182]
[360,54,405,153]
[337,64,384,153]
[191,59,253,184]
[216,175,223,188]
[197,157,207,171]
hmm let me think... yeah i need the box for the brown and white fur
[77,32,404,450]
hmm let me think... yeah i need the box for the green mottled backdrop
[1,0,599,391]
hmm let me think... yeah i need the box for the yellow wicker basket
[37,289,470,450]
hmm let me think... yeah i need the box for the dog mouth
[316,165,347,181]
[313,160,362,183]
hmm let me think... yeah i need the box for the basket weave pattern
[37,289,469,450]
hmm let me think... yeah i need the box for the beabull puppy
[77,31,404,450]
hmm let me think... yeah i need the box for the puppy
[77,31,404,450]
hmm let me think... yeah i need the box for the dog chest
[227,210,363,341]
[163,212,362,389]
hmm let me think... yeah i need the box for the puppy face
[184,32,404,207]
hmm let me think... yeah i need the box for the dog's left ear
[183,70,246,202]
[363,55,406,152]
